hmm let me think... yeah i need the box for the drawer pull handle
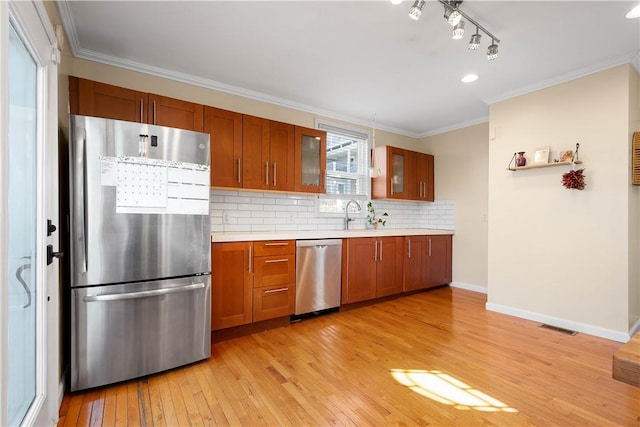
[264,242,288,246]
[264,258,288,264]
[264,287,288,294]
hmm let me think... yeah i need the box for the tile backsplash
[210,189,455,233]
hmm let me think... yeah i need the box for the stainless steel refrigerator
[68,115,211,391]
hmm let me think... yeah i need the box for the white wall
[422,123,489,291]
[487,65,635,341]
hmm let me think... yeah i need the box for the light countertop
[211,228,454,243]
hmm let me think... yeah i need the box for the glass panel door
[392,152,405,195]
[7,22,38,426]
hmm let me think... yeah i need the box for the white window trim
[314,118,372,217]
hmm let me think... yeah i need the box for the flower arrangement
[366,202,388,228]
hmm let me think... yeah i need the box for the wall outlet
[481,213,488,222]
[223,211,229,224]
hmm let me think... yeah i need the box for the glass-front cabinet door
[387,146,414,199]
[294,126,326,193]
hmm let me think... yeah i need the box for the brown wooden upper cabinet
[69,76,204,132]
[371,145,434,202]
[205,106,243,188]
[205,109,296,191]
[242,117,295,192]
[294,126,326,194]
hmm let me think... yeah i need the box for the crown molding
[418,115,489,138]
[483,50,640,106]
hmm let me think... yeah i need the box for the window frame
[314,119,371,218]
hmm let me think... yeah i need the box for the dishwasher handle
[296,239,342,248]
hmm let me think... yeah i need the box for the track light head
[452,21,465,40]
[487,41,499,60]
[468,31,481,50]
[409,0,426,20]
[443,1,463,25]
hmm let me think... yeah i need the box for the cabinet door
[375,236,404,297]
[426,235,452,288]
[242,115,271,190]
[416,153,434,202]
[71,76,147,123]
[269,121,295,191]
[211,242,253,330]
[404,236,428,292]
[147,93,204,131]
[386,147,417,200]
[344,238,377,304]
[295,126,326,193]
[205,107,243,188]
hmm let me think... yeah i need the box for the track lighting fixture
[444,1,463,25]
[408,0,426,21]
[393,0,501,59]
[487,40,499,61]
[451,20,465,39]
[468,30,481,50]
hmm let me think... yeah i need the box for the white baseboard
[450,281,487,294]
[485,302,631,343]
[630,318,640,337]
[58,367,66,412]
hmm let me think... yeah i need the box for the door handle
[47,244,63,265]
[83,282,205,302]
[47,219,57,236]
[15,262,31,308]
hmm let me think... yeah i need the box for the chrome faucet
[344,200,362,230]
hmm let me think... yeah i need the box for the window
[316,120,370,214]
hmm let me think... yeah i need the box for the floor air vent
[540,324,578,335]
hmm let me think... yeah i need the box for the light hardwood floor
[58,287,639,426]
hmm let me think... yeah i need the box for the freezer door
[70,275,211,391]
[69,115,211,286]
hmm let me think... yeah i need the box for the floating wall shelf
[507,160,582,171]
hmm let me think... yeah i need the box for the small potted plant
[366,201,388,229]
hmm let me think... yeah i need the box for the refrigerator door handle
[81,128,89,273]
[83,282,205,302]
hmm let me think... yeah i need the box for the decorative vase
[516,152,526,167]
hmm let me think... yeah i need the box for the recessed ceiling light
[626,5,640,19]
[461,74,478,83]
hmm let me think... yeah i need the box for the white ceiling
[57,1,640,137]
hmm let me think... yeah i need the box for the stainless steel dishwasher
[295,239,342,315]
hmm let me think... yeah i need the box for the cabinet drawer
[253,284,295,321]
[253,240,295,256]
[253,254,295,287]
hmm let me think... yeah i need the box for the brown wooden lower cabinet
[211,242,252,330]
[427,235,452,287]
[253,284,295,322]
[212,240,295,331]
[404,235,428,292]
[343,236,404,304]
[404,235,452,291]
